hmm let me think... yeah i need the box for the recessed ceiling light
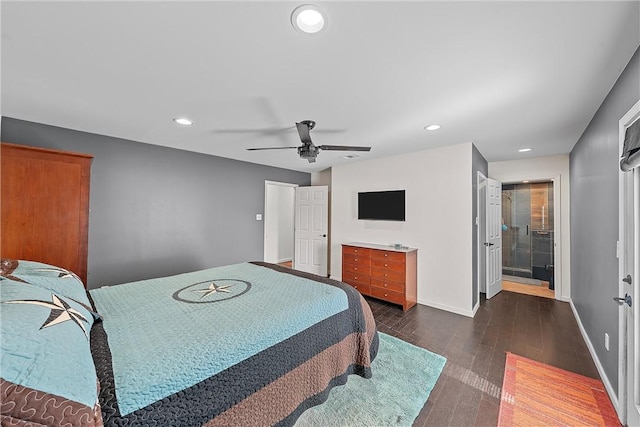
[173,117,194,126]
[291,5,326,34]
[518,148,532,152]
[424,124,441,131]
[522,180,530,183]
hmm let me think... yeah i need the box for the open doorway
[501,181,555,298]
[263,181,297,266]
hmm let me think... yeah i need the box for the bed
[0,259,378,426]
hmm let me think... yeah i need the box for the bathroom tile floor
[502,279,555,298]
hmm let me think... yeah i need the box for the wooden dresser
[342,242,417,311]
[1,142,93,285]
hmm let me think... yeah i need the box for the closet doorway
[263,181,297,265]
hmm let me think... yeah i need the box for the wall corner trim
[569,299,621,419]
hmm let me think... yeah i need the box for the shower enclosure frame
[494,174,562,300]
[502,182,555,280]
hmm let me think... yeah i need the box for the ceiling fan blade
[296,122,313,144]
[214,126,295,135]
[318,145,371,152]
[246,147,299,151]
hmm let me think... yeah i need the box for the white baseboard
[472,302,479,316]
[333,280,474,317]
[569,299,620,416]
[418,298,475,318]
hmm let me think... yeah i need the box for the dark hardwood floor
[366,291,601,426]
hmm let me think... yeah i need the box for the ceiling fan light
[424,124,441,131]
[292,5,326,34]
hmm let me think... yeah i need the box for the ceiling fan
[247,120,371,163]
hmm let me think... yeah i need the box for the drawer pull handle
[354,276,357,280]
[354,259,358,262]
[384,293,388,297]
[384,274,387,277]
[384,264,388,267]
[354,267,357,271]
[384,254,388,257]
[355,250,358,253]
[384,284,388,287]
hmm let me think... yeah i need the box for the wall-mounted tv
[358,190,405,221]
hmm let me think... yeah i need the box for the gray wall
[472,143,488,308]
[570,46,640,394]
[1,117,310,288]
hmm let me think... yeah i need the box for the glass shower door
[502,184,532,277]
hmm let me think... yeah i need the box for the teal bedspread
[89,262,349,416]
[1,259,101,424]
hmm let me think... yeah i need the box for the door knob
[320,234,327,237]
[483,242,495,247]
[613,294,633,307]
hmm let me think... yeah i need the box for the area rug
[498,352,620,426]
[295,333,447,427]
[502,275,542,286]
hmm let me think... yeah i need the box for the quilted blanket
[91,262,378,426]
[1,259,103,426]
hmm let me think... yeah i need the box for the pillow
[0,277,101,425]
[0,259,96,314]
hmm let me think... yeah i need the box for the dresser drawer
[370,249,405,262]
[371,258,405,272]
[370,277,405,293]
[347,282,371,295]
[370,267,405,282]
[343,246,372,257]
[342,272,370,287]
[342,262,367,275]
[343,253,370,266]
[369,286,405,305]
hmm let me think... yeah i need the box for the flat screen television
[357,190,405,221]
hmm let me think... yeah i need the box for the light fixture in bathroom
[518,148,532,152]
[424,124,441,131]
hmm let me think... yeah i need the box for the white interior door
[294,186,328,276]
[486,178,502,299]
[628,169,639,426]
[618,101,640,427]
[620,167,639,426]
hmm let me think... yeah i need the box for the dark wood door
[1,143,92,285]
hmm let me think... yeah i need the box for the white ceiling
[2,1,639,173]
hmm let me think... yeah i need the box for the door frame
[495,175,562,300]
[477,172,487,302]
[617,99,640,425]
[263,180,298,264]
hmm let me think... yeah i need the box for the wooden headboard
[1,142,93,286]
